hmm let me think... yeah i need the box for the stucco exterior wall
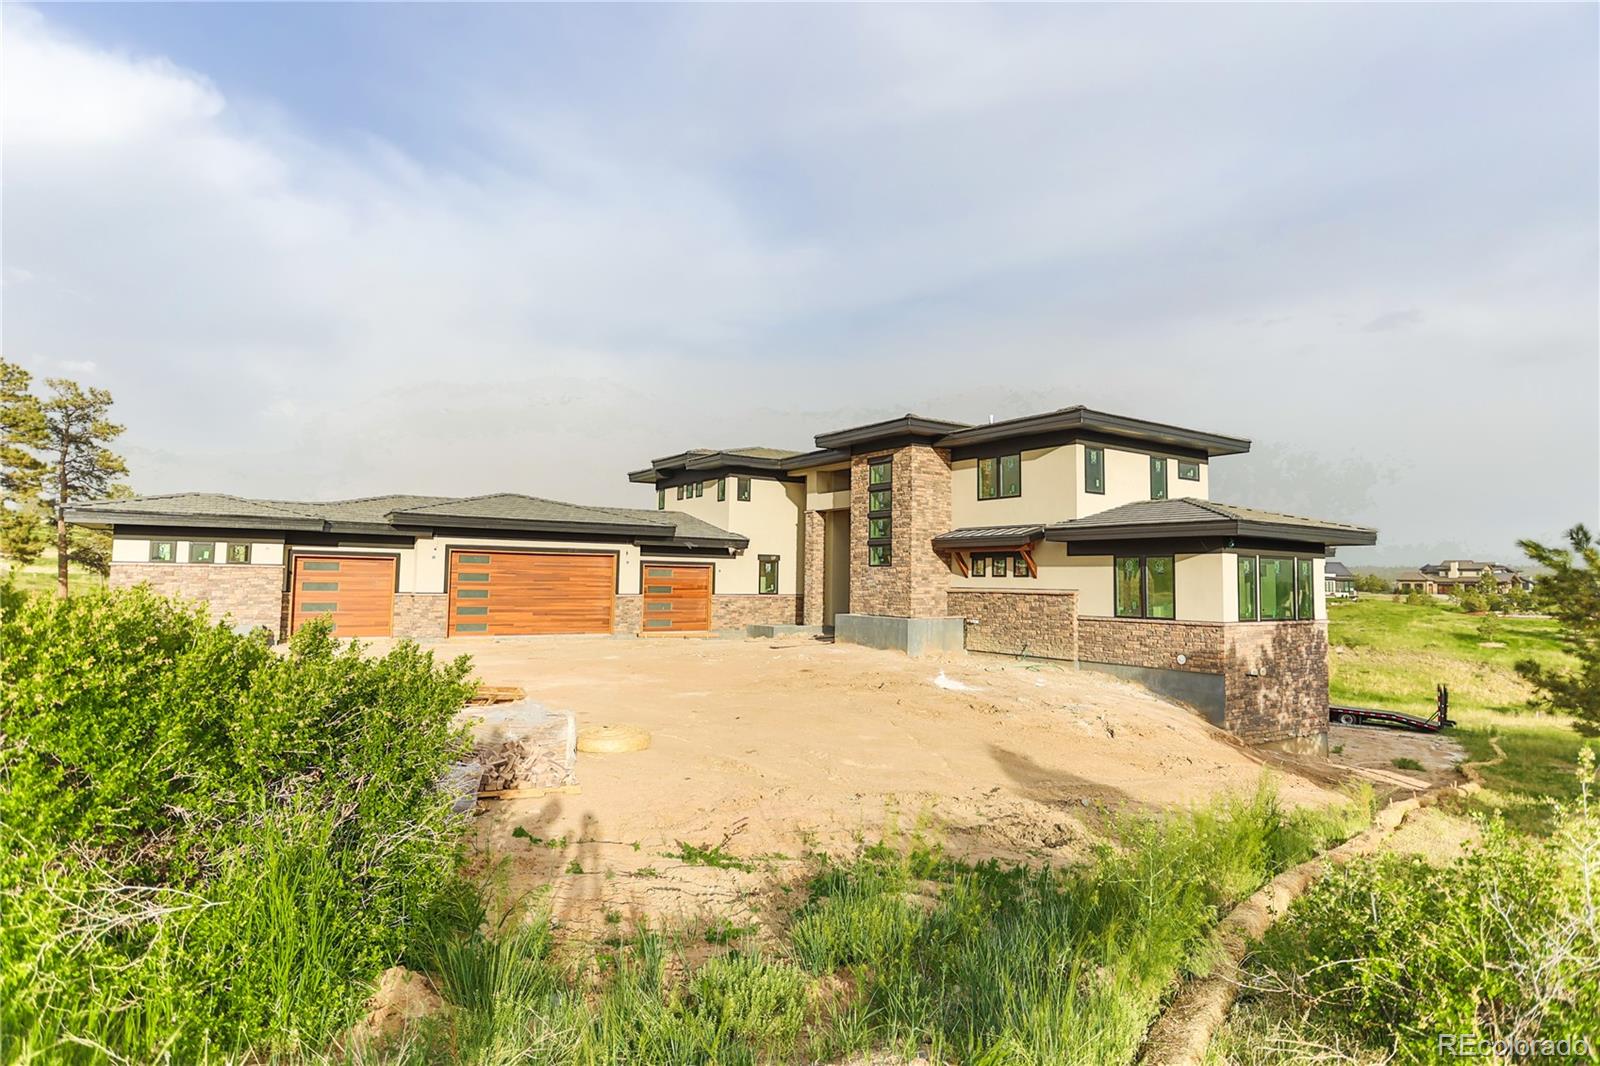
[113,535,286,567]
[949,445,1075,529]
[662,476,804,595]
[949,548,1228,622]
[1074,443,1209,516]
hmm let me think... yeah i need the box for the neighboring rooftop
[68,492,748,547]
[1324,559,1354,578]
[1040,498,1377,547]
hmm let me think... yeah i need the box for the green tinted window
[647,602,672,612]
[227,542,251,564]
[458,554,491,564]
[188,542,215,564]
[737,478,751,501]
[458,589,488,599]
[455,623,487,633]
[1085,447,1105,494]
[456,606,488,616]
[645,585,672,594]
[647,568,674,577]
[302,560,340,571]
[868,489,891,514]
[1146,556,1175,619]
[645,618,672,628]
[1297,558,1315,619]
[1259,558,1295,620]
[1150,457,1167,500]
[868,544,891,567]
[717,478,726,501]
[657,489,665,510]
[1177,461,1200,481]
[869,458,892,485]
[758,556,778,594]
[301,603,337,613]
[458,572,489,582]
[1115,557,1143,618]
[999,454,1021,498]
[1237,556,1258,621]
[868,517,890,539]
[301,581,338,591]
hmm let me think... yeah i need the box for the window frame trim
[1113,553,1177,619]
[757,554,779,595]
[866,455,894,566]
[149,539,177,563]
[187,541,217,564]
[736,477,752,502]
[1177,460,1201,482]
[1084,445,1106,495]
[1150,456,1168,500]
[977,453,1023,501]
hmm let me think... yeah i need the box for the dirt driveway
[371,633,1347,938]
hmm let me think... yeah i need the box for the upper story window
[1177,461,1200,482]
[188,541,216,564]
[717,478,726,502]
[227,543,252,564]
[1150,457,1168,500]
[867,456,892,566]
[694,481,705,498]
[1114,555,1175,619]
[149,540,176,562]
[758,555,779,594]
[657,489,665,510]
[1085,447,1105,495]
[977,454,1021,500]
[676,485,685,500]
[737,477,752,502]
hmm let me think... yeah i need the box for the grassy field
[1329,596,1591,835]
[0,547,105,597]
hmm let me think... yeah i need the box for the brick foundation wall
[1076,617,1226,673]
[110,562,285,635]
[1223,621,1329,745]
[849,444,952,618]
[614,594,642,635]
[802,510,826,626]
[712,594,801,628]
[949,589,1078,661]
[393,594,448,639]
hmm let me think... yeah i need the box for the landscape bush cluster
[1238,752,1600,1064]
[0,583,476,1062]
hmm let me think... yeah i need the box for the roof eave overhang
[1042,518,1376,547]
[938,409,1252,457]
[627,467,661,484]
[782,448,851,472]
[635,536,749,552]
[814,416,971,450]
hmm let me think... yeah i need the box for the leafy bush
[0,584,475,1061]
[1248,753,1600,1062]
[687,953,809,1054]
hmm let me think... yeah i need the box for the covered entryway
[640,562,712,633]
[290,554,396,637]
[448,550,616,636]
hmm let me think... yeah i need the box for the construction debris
[457,699,578,795]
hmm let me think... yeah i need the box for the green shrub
[0,585,475,1062]
[687,953,809,1053]
[1249,754,1600,1062]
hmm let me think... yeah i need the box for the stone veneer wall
[949,589,1078,661]
[613,594,642,636]
[849,444,952,618]
[802,510,826,626]
[1223,621,1329,746]
[712,594,801,629]
[1076,617,1226,674]
[110,562,285,635]
[393,593,448,639]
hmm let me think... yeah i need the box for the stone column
[802,509,826,626]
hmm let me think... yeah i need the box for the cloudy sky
[3,4,1595,564]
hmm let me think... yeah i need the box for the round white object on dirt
[577,724,651,753]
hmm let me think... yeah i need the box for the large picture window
[1238,554,1318,621]
[1115,555,1176,619]
[1085,446,1105,494]
[867,455,892,566]
[1150,457,1168,500]
[1258,557,1296,620]
[977,454,1021,500]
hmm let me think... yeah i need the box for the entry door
[290,555,396,636]
[640,563,712,633]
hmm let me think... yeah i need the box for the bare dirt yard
[369,633,1352,942]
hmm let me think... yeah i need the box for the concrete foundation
[1079,661,1227,727]
[834,614,966,657]
[745,624,827,639]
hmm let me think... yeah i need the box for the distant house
[1324,559,1356,599]
[1394,559,1531,595]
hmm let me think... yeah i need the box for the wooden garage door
[448,551,615,636]
[290,555,396,637]
[640,563,712,633]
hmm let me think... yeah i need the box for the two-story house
[70,404,1373,754]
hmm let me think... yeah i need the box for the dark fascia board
[63,508,323,532]
[630,452,802,485]
[634,535,747,552]
[814,415,971,450]
[931,526,1045,550]
[782,448,851,471]
[390,512,667,538]
[938,408,1251,457]
[627,466,660,484]
[1044,517,1376,547]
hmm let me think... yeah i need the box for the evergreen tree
[0,359,50,565]
[1516,525,1600,734]
[33,376,128,596]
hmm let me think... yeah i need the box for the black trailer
[1329,685,1453,733]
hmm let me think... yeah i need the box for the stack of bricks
[110,562,285,635]
[948,588,1078,660]
[848,444,953,619]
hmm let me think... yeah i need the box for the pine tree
[0,359,50,565]
[39,377,128,596]
[1516,525,1600,734]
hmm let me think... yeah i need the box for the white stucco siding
[1076,444,1209,517]
[112,535,285,566]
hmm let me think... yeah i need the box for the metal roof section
[1042,498,1376,546]
[930,524,1047,550]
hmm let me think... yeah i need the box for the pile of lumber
[466,684,526,707]
[474,735,576,792]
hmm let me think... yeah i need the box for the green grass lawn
[1,547,105,597]
[1329,597,1593,835]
